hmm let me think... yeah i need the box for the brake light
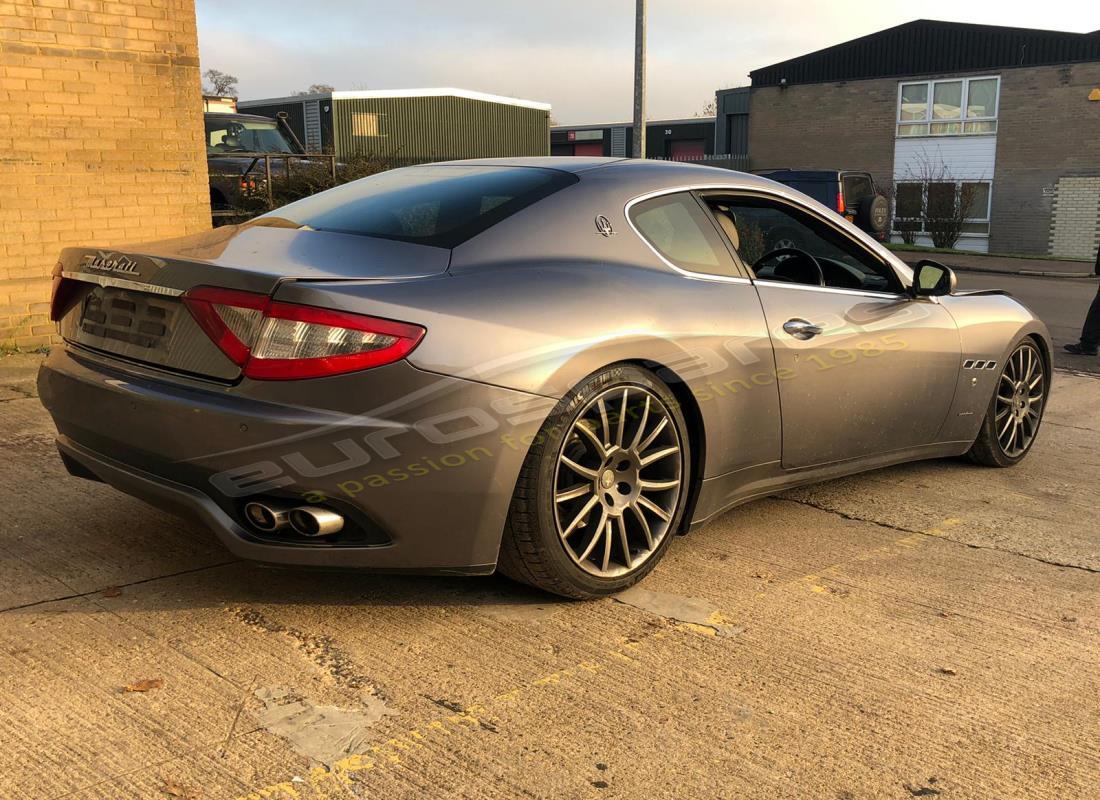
[182,286,425,380]
[182,287,266,364]
[836,190,845,215]
[49,264,84,322]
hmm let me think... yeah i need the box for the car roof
[426,156,792,189]
[432,156,628,173]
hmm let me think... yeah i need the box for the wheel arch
[631,358,707,535]
[1027,330,1053,383]
[522,356,709,537]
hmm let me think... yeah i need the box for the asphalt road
[1,353,1098,800]
[955,271,1100,374]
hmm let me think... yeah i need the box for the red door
[574,141,604,157]
[668,139,705,161]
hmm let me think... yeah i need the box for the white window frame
[891,180,993,233]
[961,181,992,224]
[896,76,1000,138]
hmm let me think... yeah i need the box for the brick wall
[1049,176,1100,261]
[990,62,1100,256]
[0,0,209,349]
[746,79,897,189]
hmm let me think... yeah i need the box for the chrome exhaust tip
[244,501,290,532]
[288,506,344,537]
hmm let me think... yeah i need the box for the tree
[203,69,238,96]
[695,99,716,117]
[895,151,982,249]
[294,84,335,96]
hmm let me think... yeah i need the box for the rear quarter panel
[274,248,783,484]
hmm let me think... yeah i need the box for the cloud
[196,0,1094,123]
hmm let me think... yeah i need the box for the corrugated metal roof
[750,20,1100,87]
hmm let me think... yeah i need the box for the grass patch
[886,243,1090,263]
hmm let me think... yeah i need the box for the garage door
[668,139,705,161]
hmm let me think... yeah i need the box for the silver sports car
[39,158,1051,598]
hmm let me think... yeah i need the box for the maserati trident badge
[594,215,615,237]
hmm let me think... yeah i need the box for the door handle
[783,318,824,340]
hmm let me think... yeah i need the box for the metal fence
[650,153,750,171]
[209,153,338,220]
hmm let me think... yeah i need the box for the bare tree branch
[202,69,238,96]
[895,149,983,249]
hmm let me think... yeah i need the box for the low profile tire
[967,339,1049,467]
[498,364,693,599]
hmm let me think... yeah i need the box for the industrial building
[745,20,1100,257]
[550,117,732,164]
[239,88,551,163]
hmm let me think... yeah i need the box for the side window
[629,193,735,277]
[704,196,902,294]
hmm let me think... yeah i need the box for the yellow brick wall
[0,0,210,349]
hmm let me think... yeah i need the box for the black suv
[205,112,302,213]
[755,169,890,241]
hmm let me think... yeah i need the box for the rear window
[842,174,875,205]
[262,165,577,248]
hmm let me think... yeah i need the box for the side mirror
[910,259,957,298]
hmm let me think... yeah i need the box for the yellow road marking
[799,518,962,594]
[238,516,964,798]
[237,625,691,799]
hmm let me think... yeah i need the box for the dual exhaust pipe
[244,502,344,537]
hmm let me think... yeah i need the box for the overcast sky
[196,1,1098,124]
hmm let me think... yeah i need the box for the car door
[700,190,961,470]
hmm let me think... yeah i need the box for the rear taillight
[49,264,83,322]
[836,190,845,215]
[182,286,425,380]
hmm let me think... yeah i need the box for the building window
[893,180,992,235]
[352,111,382,137]
[961,181,992,233]
[896,77,999,137]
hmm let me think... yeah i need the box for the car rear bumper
[38,345,550,573]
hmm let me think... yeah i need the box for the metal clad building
[239,89,550,162]
[750,20,1100,87]
[714,87,750,160]
[550,118,720,162]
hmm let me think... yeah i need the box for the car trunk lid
[53,222,449,381]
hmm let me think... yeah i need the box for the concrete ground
[2,349,1098,800]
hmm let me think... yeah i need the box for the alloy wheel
[995,342,1045,458]
[553,385,683,578]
